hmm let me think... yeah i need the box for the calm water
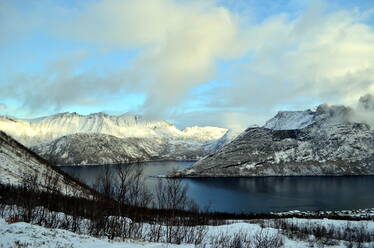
[61,161,374,214]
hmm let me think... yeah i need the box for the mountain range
[0,112,233,165]
[3,100,374,177]
[169,104,374,177]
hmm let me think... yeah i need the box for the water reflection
[61,162,374,214]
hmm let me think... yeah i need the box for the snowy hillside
[0,113,227,165]
[204,128,242,154]
[170,104,374,177]
[0,131,94,197]
[32,133,208,165]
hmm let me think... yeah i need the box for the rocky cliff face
[170,105,374,177]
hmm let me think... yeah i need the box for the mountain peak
[264,109,316,130]
[0,112,226,147]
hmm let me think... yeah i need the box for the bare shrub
[252,229,284,248]
[205,231,253,248]
[155,178,189,210]
[114,164,152,208]
[271,219,374,245]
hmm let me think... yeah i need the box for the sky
[1,0,374,129]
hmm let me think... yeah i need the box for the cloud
[1,0,245,119]
[1,0,374,128]
[350,94,374,127]
[170,109,257,130]
[1,52,129,111]
[210,2,374,115]
[60,0,244,119]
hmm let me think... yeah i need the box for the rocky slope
[0,131,94,197]
[32,133,209,165]
[204,128,242,154]
[170,104,374,177]
[0,112,227,165]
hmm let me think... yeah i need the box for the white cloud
[58,0,245,118]
[1,0,374,128]
[210,3,374,117]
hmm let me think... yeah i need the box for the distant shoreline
[59,159,199,167]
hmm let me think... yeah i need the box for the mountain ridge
[169,104,374,177]
[0,112,227,146]
[0,112,230,165]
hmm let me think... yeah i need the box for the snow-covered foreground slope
[0,113,227,165]
[0,131,94,197]
[0,218,185,248]
[1,217,373,248]
[171,104,374,177]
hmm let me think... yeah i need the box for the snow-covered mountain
[32,133,210,165]
[204,128,243,154]
[0,112,226,146]
[0,112,227,165]
[0,131,94,197]
[264,104,352,130]
[169,104,374,177]
[264,110,316,130]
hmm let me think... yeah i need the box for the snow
[0,218,192,248]
[174,104,374,177]
[0,203,373,247]
[204,128,243,154]
[263,104,354,131]
[0,113,228,165]
[0,132,93,197]
[1,216,374,248]
[283,218,374,232]
[264,110,316,130]
[0,113,227,147]
[182,126,227,141]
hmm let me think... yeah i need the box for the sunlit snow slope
[0,131,94,196]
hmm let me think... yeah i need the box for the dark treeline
[1,164,374,247]
[0,182,284,246]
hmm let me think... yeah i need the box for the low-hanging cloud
[350,94,374,127]
[300,94,374,128]
[1,0,374,127]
